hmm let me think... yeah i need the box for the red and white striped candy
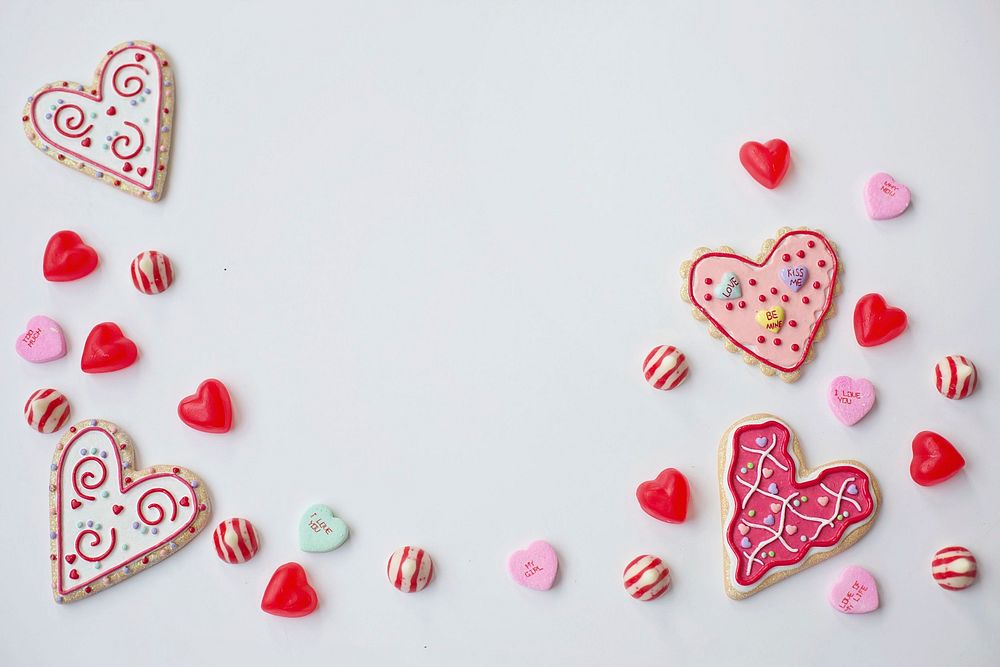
[935,355,978,400]
[643,345,689,390]
[130,250,174,295]
[212,518,260,564]
[24,388,71,434]
[623,554,671,601]
[387,546,433,593]
[932,546,978,590]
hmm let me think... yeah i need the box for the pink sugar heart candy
[761,467,773,478]
[15,316,67,363]
[828,376,876,426]
[508,540,558,591]
[828,565,879,614]
[737,523,750,536]
[770,503,781,513]
[864,173,911,220]
[785,525,797,535]
[817,496,829,507]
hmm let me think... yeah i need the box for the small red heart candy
[81,137,92,148]
[81,322,138,373]
[68,569,80,580]
[65,554,77,564]
[106,106,116,116]
[179,496,190,507]
[42,230,99,282]
[178,379,233,433]
[911,431,965,486]
[739,139,790,189]
[854,293,907,347]
[70,499,82,509]
[135,53,146,62]
[122,162,133,173]
[261,562,318,617]
[112,504,124,515]
[137,167,147,177]
[636,468,690,523]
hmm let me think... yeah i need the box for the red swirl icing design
[75,527,117,562]
[71,456,107,501]
[724,419,876,590]
[137,487,179,525]
[53,104,92,138]
[111,121,144,160]
[112,63,147,97]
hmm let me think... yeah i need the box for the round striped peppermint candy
[932,546,978,590]
[623,554,671,601]
[23,388,71,434]
[387,546,433,593]
[213,518,260,564]
[643,345,689,391]
[130,250,174,295]
[935,355,978,400]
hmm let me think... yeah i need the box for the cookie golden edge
[716,413,880,600]
[22,40,172,202]
[679,226,842,383]
[48,419,211,603]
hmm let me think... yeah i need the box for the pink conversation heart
[865,173,911,220]
[828,376,875,426]
[828,565,879,614]
[508,540,558,591]
[15,316,67,363]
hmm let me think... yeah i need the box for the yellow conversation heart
[755,306,785,333]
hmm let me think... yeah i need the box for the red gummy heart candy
[911,431,965,486]
[81,322,138,373]
[739,139,790,189]
[854,293,907,347]
[178,379,233,433]
[261,562,318,618]
[636,468,690,523]
[43,230,98,282]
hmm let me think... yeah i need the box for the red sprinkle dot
[791,344,800,351]
[781,294,789,302]
[189,527,196,533]
[114,180,122,187]
[796,250,805,258]
[807,241,815,248]
[812,281,820,289]
[124,477,132,484]
[164,108,170,114]
[120,443,126,450]
[142,557,149,564]
[70,427,77,433]
[758,295,766,302]
[817,260,826,267]
[85,586,92,594]
[158,165,165,171]
[782,253,790,262]
[789,320,798,327]
[199,504,207,511]
[172,467,180,474]
[774,338,782,345]
[704,277,713,285]
[802,296,810,304]
[725,302,734,310]
[57,154,65,161]
[21,115,28,122]
[769,287,778,295]
[62,81,68,86]
[50,554,57,561]
[704,294,712,301]
[757,336,765,343]
[738,300,746,309]
[748,278,757,286]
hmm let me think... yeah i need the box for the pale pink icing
[688,230,838,373]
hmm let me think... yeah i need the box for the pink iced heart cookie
[828,565,879,613]
[719,415,879,599]
[508,540,558,591]
[828,376,876,426]
[864,173,910,220]
[16,315,67,363]
[49,419,211,603]
[681,228,841,382]
[22,41,173,202]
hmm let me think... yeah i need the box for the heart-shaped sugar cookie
[681,228,841,382]
[719,415,879,600]
[22,41,173,201]
[50,419,210,603]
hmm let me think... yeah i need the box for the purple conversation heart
[779,266,809,292]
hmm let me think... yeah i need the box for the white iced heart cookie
[22,41,173,201]
[49,419,210,603]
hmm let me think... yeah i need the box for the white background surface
[1,2,998,665]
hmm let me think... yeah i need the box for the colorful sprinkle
[747,510,756,517]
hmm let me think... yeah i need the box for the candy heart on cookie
[680,228,841,382]
[22,41,173,201]
[718,415,879,599]
[49,420,211,603]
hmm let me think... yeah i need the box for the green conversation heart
[298,504,349,552]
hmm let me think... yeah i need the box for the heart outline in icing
[680,227,841,382]
[718,414,879,600]
[22,40,173,202]
[49,419,211,603]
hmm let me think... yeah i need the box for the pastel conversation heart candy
[298,504,349,552]
[22,41,173,201]
[49,419,211,603]
[714,272,742,300]
[828,566,879,614]
[15,315,67,363]
[261,562,318,617]
[508,541,558,591]
[827,376,876,426]
[739,139,790,189]
[681,228,840,382]
[864,173,910,220]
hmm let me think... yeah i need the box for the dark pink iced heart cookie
[680,228,841,382]
[719,415,879,600]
